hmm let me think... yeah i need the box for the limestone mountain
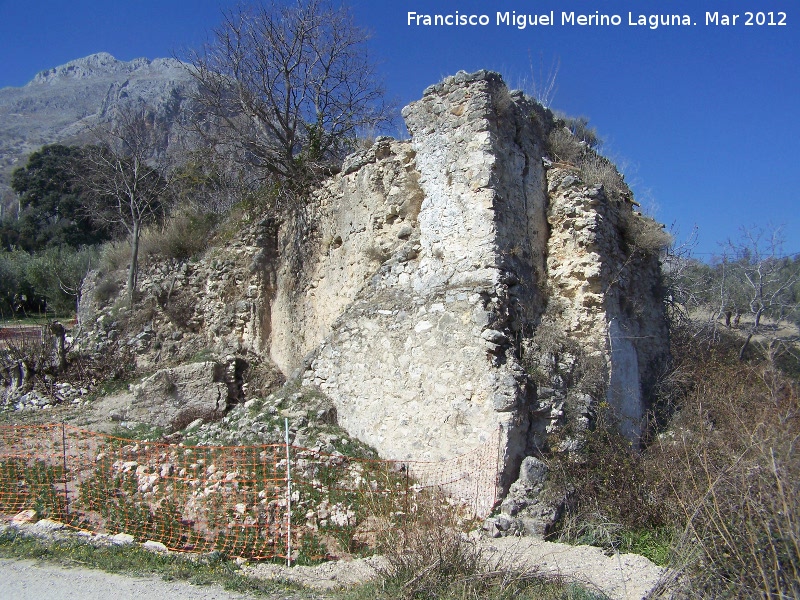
[0,52,198,216]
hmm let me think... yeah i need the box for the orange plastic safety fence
[0,424,500,560]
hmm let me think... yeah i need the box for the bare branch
[76,107,171,307]
[183,0,393,208]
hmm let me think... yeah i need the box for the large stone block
[127,361,228,430]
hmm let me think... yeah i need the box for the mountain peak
[0,52,198,204]
[29,53,154,85]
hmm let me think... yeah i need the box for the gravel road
[0,558,315,600]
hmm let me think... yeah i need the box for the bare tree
[171,146,260,215]
[185,0,391,205]
[79,108,170,307]
[660,226,706,324]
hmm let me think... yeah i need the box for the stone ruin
[72,71,669,532]
[268,71,669,521]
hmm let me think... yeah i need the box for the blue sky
[0,0,797,257]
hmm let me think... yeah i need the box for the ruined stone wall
[545,165,668,440]
[297,73,553,489]
[287,71,669,494]
[76,223,280,387]
[269,139,422,374]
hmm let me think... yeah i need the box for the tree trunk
[127,220,140,309]
[50,322,67,373]
[20,360,32,391]
[739,333,753,361]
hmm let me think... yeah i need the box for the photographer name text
[406,11,788,30]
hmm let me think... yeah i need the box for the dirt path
[0,558,291,600]
[477,536,666,600]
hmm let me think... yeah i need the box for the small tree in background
[79,108,170,308]
[721,227,800,361]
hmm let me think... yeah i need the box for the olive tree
[185,0,390,205]
[719,227,800,361]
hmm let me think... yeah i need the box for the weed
[140,209,219,263]
[364,243,390,264]
[108,422,166,441]
[646,327,800,597]
[0,459,69,520]
[618,528,675,566]
[621,212,672,257]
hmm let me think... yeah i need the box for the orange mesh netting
[0,424,500,560]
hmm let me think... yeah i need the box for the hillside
[0,52,197,215]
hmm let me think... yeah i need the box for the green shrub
[0,250,35,315]
[25,245,98,315]
[0,246,97,316]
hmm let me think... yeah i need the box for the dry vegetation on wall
[546,116,671,258]
[546,319,800,598]
[546,116,624,198]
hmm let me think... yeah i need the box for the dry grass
[545,321,800,598]
[647,327,800,598]
[140,208,218,263]
[546,126,628,201]
[363,491,605,600]
[622,212,673,256]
